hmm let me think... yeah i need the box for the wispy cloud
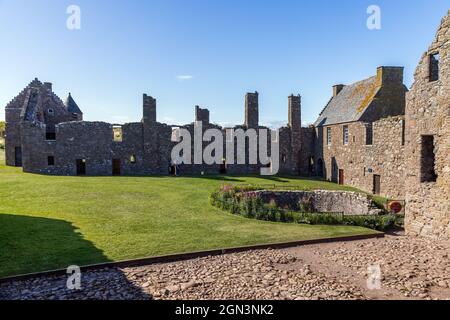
[261,120,286,129]
[110,115,132,124]
[176,75,194,81]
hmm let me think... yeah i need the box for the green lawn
[0,150,378,278]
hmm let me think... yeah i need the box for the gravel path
[1,233,449,300]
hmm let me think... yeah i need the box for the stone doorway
[331,157,338,183]
[76,159,86,175]
[219,159,227,174]
[317,158,324,178]
[14,147,22,167]
[112,159,121,176]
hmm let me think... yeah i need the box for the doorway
[76,159,86,175]
[373,175,381,195]
[112,159,121,176]
[219,159,227,174]
[14,147,22,167]
[339,169,344,185]
[317,158,324,178]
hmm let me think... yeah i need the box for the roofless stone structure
[4,11,449,239]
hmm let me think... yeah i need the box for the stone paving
[1,233,449,300]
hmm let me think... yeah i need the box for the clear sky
[0,0,448,126]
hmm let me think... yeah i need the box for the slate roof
[314,76,380,127]
[64,93,82,115]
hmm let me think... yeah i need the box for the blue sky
[0,0,448,126]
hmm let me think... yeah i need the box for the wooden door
[373,175,381,195]
[339,169,344,185]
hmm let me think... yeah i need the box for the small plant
[298,196,314,212]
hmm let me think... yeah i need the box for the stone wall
[404,11,450,240]
[255,190,382,215]
[5,79,82,167]
[15,93,303,176]
[312,116,406,199]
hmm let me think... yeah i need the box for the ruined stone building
[311,66,408,199]
[404,12,449,239]
[5,85,303,176]
[3,11,449,239]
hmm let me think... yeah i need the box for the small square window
[48,156,55,166]
[46,132,56,140]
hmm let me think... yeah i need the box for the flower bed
[210,185,398,231]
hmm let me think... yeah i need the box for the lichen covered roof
[314,76,380,126]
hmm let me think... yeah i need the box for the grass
[0,150,379,278]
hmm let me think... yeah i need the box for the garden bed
[210,185,399,231]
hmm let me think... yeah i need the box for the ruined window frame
[429,52,440,82]
[112,125,123,142]
[420,135,438,183]
[171,127,181,142]
[47,155,55,166]
[45,131,56,141]
[130,154,136,164]
[365,123,373,146]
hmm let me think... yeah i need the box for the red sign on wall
[387,200,405,214]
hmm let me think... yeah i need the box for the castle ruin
[4,11,449,239]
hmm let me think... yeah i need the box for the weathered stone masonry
[404,12,450,240]
[3,11,450,239]
[311,66,408,199]
[5,81,303,176]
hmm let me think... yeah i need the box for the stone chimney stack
[376,66,404,86]
[245,91,259,129]
[288,94,301,130]
[143,94,156,123]
[44,82,53,91]
[195,106,210,124]
[333,84,345,97]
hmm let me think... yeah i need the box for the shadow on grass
[187,175,246,182]
[0,213,150,299]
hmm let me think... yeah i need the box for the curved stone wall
[255,190,382,216]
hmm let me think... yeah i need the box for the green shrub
[210,186,397,231]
